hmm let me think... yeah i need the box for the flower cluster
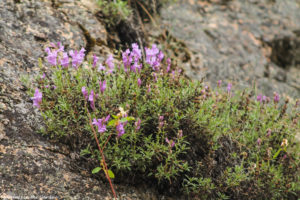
[31,88,43,108]
[44,42,85,69]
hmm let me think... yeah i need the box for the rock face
[0,0,160,199]
[161,0,300,98]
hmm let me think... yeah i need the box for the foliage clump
[25,42,300,199]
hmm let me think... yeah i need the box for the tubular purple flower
[137,78,142,87]
[92,54,99,68]
[147,84,151,93]
[171,70,175,79]
[99,80,106,94]
[31,88,42,108]
[217,80,222,87]
[69,47,85,69]
[257,138,262,146]
[105,115,110,122]
[56,42,64,52]
[257,94,262,102]
[130,62,139,73]
[274,92,280,103]
[98,63,106,71]
[135,119,141,131]
[92,118,107,133]
[105,54,114,73]
[165,138,175,148]
[158,51,164,62]
[131,43,142,62]
[116,122,125,137]
[60,52,69,68]
[227,83,232,93]
[166,58,171,73]
[41,73,46,79]
[45,47,58,66]
[122,49,132,69]
[89,90,95,110]
[81,87,88,100]
[262,95,267,103]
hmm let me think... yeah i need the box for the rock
[160,0,300,98]
[0,0,162,199]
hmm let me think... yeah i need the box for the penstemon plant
[25,42,299,199]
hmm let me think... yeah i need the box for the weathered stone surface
[161,0,300,98]
[0,0,162,199]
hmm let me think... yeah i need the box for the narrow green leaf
[273,148,282,160]
[92,167,101,174]
[107,169,115,179]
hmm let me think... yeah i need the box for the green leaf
[125,116,135,121]
[120,116,136,122]
[107,169,115,179]
[107,119,117,126]
[92,167,101,174]
[111,114,118,119]
[273,148,282,160]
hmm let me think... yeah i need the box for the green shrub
[25,42,300,199]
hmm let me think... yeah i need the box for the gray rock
[160,0,300,98]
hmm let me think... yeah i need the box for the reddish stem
[85,104,117,199]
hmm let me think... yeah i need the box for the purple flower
[257,138,262,146]
[105,54,114,73]
[135,119,141,131]
[145,44,160,70]
[92,116,110,133]
[69,47,85,69]
[45,47,58,66]
[41,73,46,79]
[159,116,164,121]
[158,51,164,62]
[60,52,69,68]
[137,78,142,87]
[158,115,164,129]
[217,80,222,87]
[165,138,175,148]
[274,92,280,103]
[227,83,232,93]
[166,58,171,73]
[81,87,88,100]
[131,43,142,62]
[171,70,175,79]
[98,63,106,71]
[89,90,95,110]
[262,95,267,103]
[257,94,262,102]
[130,62,139,73]
[122,49,132,70]
[31,88,42,108]
[116,122,125,137]
[99,80,106,94]
[147,84,151,93]
[92,54,98,68]
[52,85,57,90]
